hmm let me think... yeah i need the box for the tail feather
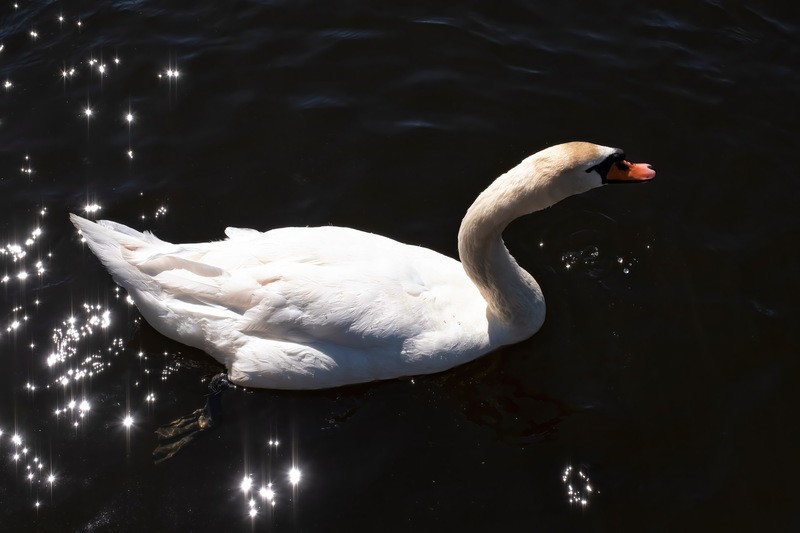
[95,219,167,245]
[69,213,161,293]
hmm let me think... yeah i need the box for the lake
[1,1,797,530]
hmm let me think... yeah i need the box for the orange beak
[605,161,656,183]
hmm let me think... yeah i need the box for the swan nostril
[647,165,655,170]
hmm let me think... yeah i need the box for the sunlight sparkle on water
[259,484,275,501]
[241,475,253,493]
[562,465,595,507]
[123,415,134,428]
[289,467,301,485]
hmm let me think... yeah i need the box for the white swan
[70,142,654,390]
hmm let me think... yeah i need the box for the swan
[70,141,654,391]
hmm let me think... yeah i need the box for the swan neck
[457,164,550,335]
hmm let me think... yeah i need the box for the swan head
[463,142,656,232]
[528,142,656,205]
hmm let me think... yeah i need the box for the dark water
[1,1,798,530]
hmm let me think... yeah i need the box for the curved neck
[457,158,555,337]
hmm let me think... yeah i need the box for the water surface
[1,1,798,530]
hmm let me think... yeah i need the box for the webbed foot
[153,373,232,463]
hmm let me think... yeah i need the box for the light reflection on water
[562,464,595,507]
[1,208,311,526]
[239,438,303,522]
[1,210,146,512]
[1,210,119,511]
[1,209,47,283]
[0,426,57,511]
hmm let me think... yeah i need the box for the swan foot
[153,373,231,463]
